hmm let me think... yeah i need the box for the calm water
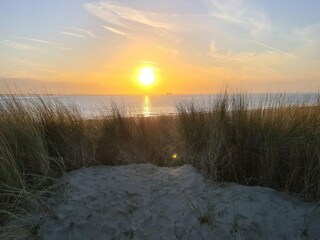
[1,94,319,118]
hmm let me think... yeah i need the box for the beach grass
[0,91,319,236]
[95,104,178,166]
[177,93,320,201]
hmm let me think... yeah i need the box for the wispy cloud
[208,40,295,64]
[55,47,75,51]
[155,45,179,55]
[59,27,97,39]
[59,31,86,39]
[85,2,173,29]
[140,60,158,65]
[10,58,57,73]
[248,39,297,59]
[294,22,320,36]
[18,37,57,45]
[1,40,38,50]
[85,1,176,40]
[103,25,130,37]
[18,36,75,51]
[293,22,320,47]
[11,58,42,67]
[210,0,272,37]
[67,27,97,38]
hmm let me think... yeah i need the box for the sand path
[38,164,320,240]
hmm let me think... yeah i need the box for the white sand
[38,164,320,240]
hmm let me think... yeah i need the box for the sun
[138,67,155,86]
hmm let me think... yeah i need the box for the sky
[0,0,320,94]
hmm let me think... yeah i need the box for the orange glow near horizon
[1,1,320,94]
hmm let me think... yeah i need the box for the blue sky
[0,0,320,94]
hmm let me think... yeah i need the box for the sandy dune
[38,164,320,240]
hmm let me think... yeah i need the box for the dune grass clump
[35,98,94,170]
[95,104,177,166]
[0,97,49,177]
[0,95,92,238]
[177,93,320,201]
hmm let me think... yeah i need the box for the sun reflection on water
[142,95,151,116]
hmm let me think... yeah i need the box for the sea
[0,93,319,118]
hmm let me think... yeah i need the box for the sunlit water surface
[0,94,318,118]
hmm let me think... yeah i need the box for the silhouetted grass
[177,93,320,201]
[0,95,89,237]
[95,103,177,166]
[0,91,319,238]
